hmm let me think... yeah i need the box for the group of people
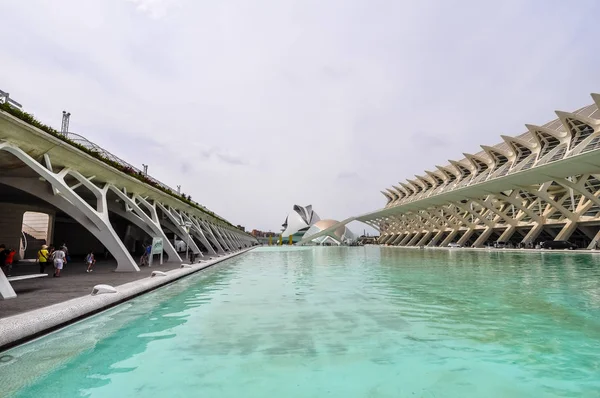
[36,244,69,277]
[1,242,99,279]
[0,244,17,276]
[36,244,97,277]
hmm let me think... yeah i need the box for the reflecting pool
[2,246,600,397]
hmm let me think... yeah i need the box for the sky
[1,0,600,234]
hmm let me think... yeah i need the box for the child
[85,250,96,273]
[5,248,16,276]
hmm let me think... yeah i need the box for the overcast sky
[2,0,600,233]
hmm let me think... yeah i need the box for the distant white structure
[281,205,320,238]
[304,220,355,245]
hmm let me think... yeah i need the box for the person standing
[52,246,66,277]
[37,244,50,274]
[62,243,70,263]
[0,244,8,276]
[85,250,96,273]
[5,248,16,276]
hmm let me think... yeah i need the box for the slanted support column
[0,269,17,300]
[385,234,399,245]
[428,230,446,247]
[457,228,476,247]
[201,222,226,253]
[215,227,232,251]
[587,229,600,250]
[472,227,494,248]
[224,229,239,250]
[212,225,232,251]
[399,233,414,246]
[181,214,217,256]
[416,231,433,246]
[0,145,140,272]
[156,203,202,255]
[228,231,242,250]
[376,234,388,244]
[554,219,579,242]
[441,229,460,247]
[379,234,394,244]
[497,225,517,243]
[522,222,544,244]
[108,189,181,263]
[390,233,405,246]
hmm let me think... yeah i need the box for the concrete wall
[53,218,104,259]
[0,204,25,257]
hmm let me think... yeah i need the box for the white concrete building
[0,107,257,289]
[299,93,600,249]
[280,205,320,238]
[304,220,355,245]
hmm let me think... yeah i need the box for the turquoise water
[2,246,600,397]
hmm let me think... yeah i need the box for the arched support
[0,143,139,271]
[107,187,181,263]
[211,225,232,251]
[156,203,202,255]
[199,221,226,253]
[0,176,139,272]
[181,213,215,256]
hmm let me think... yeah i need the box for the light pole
[61,111,71,136]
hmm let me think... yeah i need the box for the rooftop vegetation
[0,101,233,227]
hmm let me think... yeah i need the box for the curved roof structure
[281,204,320,237]
[380,95,600,207]
[304,219,355,245]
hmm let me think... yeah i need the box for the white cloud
[126,0,180,19]
[1,0,600,234]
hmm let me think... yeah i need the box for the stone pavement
[0,253,224,318]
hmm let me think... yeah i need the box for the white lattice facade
[369,93,600,248]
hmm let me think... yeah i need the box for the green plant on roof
[0,101,238,228]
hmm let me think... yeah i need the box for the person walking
[37,244,50,274]
[85,250,96,273]
[52,246,66,277]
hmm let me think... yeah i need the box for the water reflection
[2,260,240,397]
[6,247,600,397]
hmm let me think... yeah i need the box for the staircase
[22,232,47,259]
[21,212,50,259]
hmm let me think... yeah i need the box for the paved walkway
[0,253,224,318]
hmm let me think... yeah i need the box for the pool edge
[0,247,256,353]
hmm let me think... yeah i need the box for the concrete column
[213,226,232,251]
[0,269,17,299]
[457,228,476,247]
[200,221,226,253]
[156,204,202,256]
[587,229,600,249]
[399,233,414,246]
[522,223,545,244]
[389,233,404,246]
[380,234,394,244]
[497,225,517,242]
[441,229,461,247]
[108,189,181,263]
[472,227,494,248]
[0,172,139,272]
[555,219,579,241]
[428,230,446,247]
[416,231,433,246]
